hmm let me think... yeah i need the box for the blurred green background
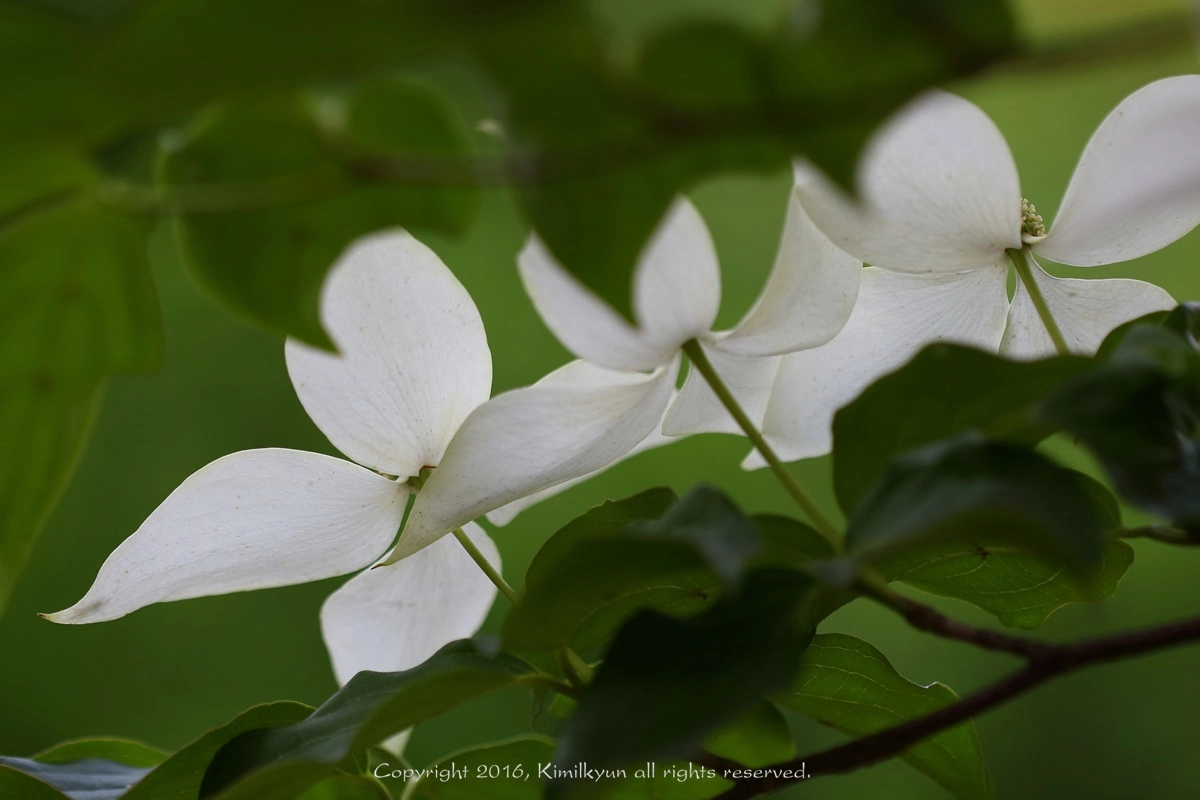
[3,1,1200,798]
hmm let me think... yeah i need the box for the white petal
[518,236,668,371]
[718,193,861,356]
[320,523,498,685]
[387,360,677,560]
[755,266,1009,464]
[485,424,674,526]
[1001,259,1176,359]
[1037,76,1200,266]
[794,91,1022,273]
[286,231,492,478]
[518,199,721,372]
[44,449,407,624]
[663,344,780,436]
[631,198,723,356]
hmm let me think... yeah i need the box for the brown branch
[712,615,1200,800]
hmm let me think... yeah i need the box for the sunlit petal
[388,360,676,561]
[794,91,1022,273]
[1037,75,1200,266]
[286,231,492,478]
[44,449,407,624]
[754,266,1009,465]
[320,523,498,685]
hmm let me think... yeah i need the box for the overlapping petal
[518,199,721,372]
[1001,258,1175,359]
[286,231,492,479]
[794,91,1022,273]
[718,193,861,356]
[663,345,780,437]
[756,266,1010,464]
[1037,75,1200,266]
[389,360,677,561]
[44,449,407,624]
[320,523,499,685]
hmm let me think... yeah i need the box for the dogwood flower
[518,194,861,436]
[757,76,1198,463]
[45,231,674,683]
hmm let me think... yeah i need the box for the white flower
[757,76,1199,463]
[45,231,674,683]
[518,194,861,436]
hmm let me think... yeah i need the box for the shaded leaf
[552,569,815,792]
[833,344,1091,516]
[846,438,1107,574]
[774,633,992,800]
[34,739,165,769]
[1040,320,1200,528]
[202,641,541,799]
[703,701,795,769]
[163,80,476,346]
[880,539,1135,629]
[122,702,312,800]
[506,488,763,655]
[0,197,160,616]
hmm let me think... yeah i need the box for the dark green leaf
[202,641,541,799]
[296,775,391,800]
[879,539,1135,629]
[0,764,70,800]
[34,739,165,769]
[163,80,476,346]
[846,438,1107,573]
[628,486,761,587]
[703,701,795,768]
[832,344,1091,516]
[552,569,815,790]
[1039,321,1200,528]
[121,702,312,800]
[0,197,160,615]
[0,757,148,800]
[506,488,764,655]
[774,633,992,800]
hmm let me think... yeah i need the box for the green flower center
[1021,198,1046,238]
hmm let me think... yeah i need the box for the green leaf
[0,757,148,800]
[773,633,992,800]
[833,344,1092,516]
[0,764,70,800]
[628,486,761,587]
[34,739,165,769]
[552,569,815,789]
[0,196,160,616]
[506,487,763,655]
[121,702,312,800]
[201,641,541,799]
[163,79,476,346]
[1039,320,1200,528]
[879,539,1136,629]
[703,701,795,769]
[846,438,1107,574]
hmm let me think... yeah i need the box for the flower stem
[452,528,520,605]
[1009,247,1070,356]
[681,339,840,548]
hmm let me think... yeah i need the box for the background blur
[3,1,1200,798]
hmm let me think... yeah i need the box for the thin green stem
[681,339,840,548]
[453,528,520,605]
[1009,247,1070,356]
